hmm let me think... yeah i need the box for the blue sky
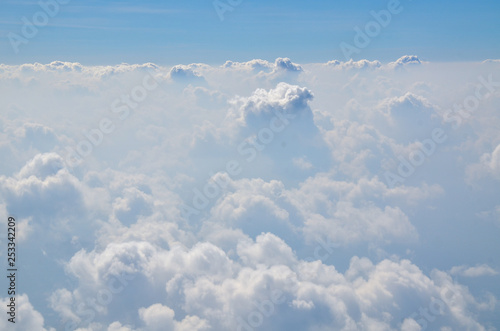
[1,0,500,65]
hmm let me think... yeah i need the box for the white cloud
[481,59,500,64]
[222,59,274,72]
[221,57,302,74]
[285,174,427,246]
[237,233,297,267]
[107,322,134,331]
[47,226,495,330]
[225,82,313,128]
[168,64,206,83]
[139,304,176,330]
[0,61,163,81]
[0,294,54,331]
[388,55,422,68]
[0,153,86,227]
[400,318,422,331]
[375,92,440,143]
[139,303,209,331]
[490,144,500,176]
[466,143,500,183]
[1,58,499,330]
[450,265,499,277]
[326,59,382,70]
[16,216,33,242]
[15,122,60,151]
[17,152,65,180]
[274,57,303,72]
[292,156,314,170]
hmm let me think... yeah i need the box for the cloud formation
[1,57,500,330]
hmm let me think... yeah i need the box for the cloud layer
[1,56,500,330]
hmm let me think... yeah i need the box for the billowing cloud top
[326,59,382,69]
[388,55,422,68]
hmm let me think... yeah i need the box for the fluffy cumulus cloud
[222,59,274,72]
[450,265,499,278]
[0,294,54,331]
[168,64,208,84]
[222,57,302,74]
[388,55,422,68]
[326,59,382,70]
[1,57,500,330]
[0,153,86,227]
[47,235,496,331]
[138,303,209,331]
